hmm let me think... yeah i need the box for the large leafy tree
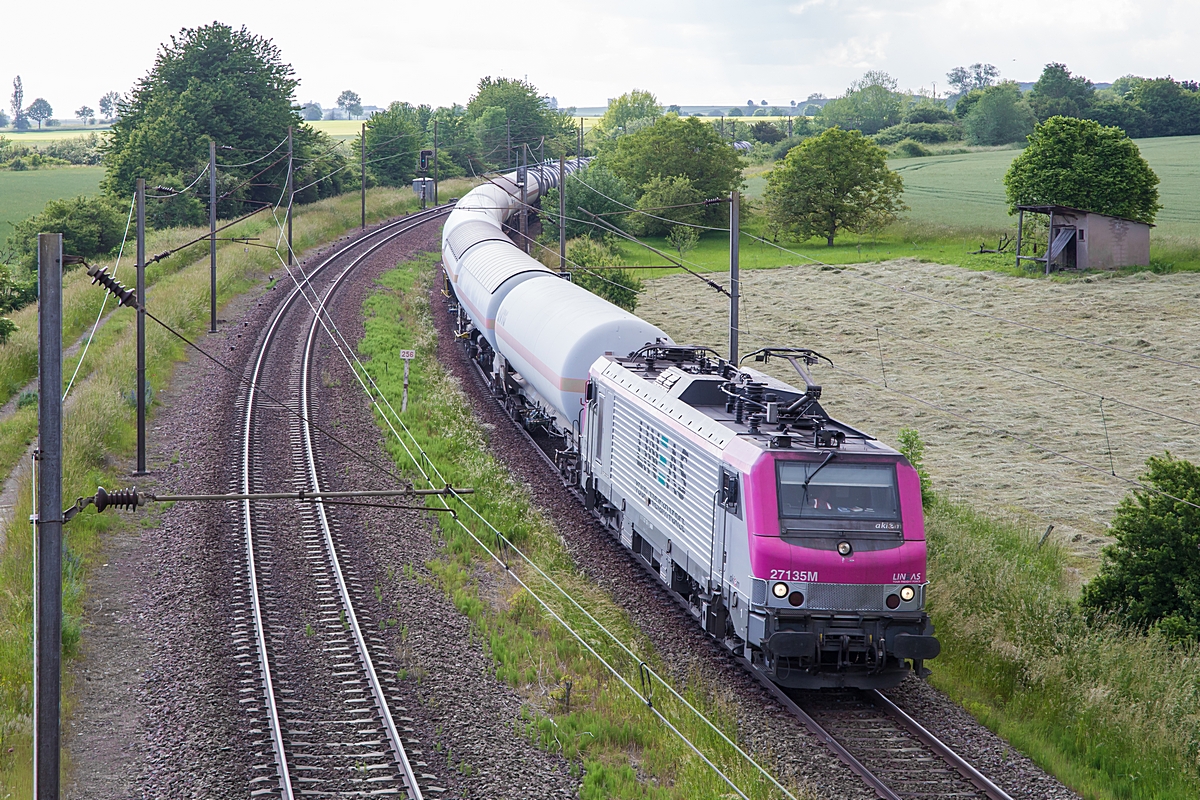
[1028,62,1095,120]
[25,98,52,129]
[1082,454,1200,639]
[542,162,635,239]
[604,115,742,223]
[763,127,905,246]
[631,175,703,237]
[819,71,904,135]
[465,76,575,167]
[597,89,662,139]
[946,63,999,95]
[1004,116,1160,223]
[963,82,1036,145]
[363,102,421,187]
[102,23,345,223]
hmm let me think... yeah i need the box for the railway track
[444,281,1015,800]
[236,206,450,798]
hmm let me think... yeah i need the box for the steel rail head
[237,204,449,798]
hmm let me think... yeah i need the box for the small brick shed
[1015,204,1152,273]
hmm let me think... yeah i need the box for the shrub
[565,237,642,312]
[896,427,932,506]
[873,122,962,145]
[1082,453,1200,636]
[6,195,126,271]
[16,390,36,409]
[903,104,955,125]
[893,139,932,158]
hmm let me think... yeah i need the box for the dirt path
[638,259,1200,564]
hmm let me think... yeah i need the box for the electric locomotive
[442,164,938,689]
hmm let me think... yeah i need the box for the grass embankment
[0,184,466,793]
[360,253,806,800]
[926,498,1200,800]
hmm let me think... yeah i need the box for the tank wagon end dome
[495,277,671,421]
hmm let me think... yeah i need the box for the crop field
[0,165,104,242]
[0,127,108,142]
[637,259,1200,565]
[889,134,1200,238]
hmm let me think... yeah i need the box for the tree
[466,76,574,162]
[946,63,999,95]
[763,127,905,246]
[820,71,903,135]
[363,101,422,187]
[427,103,471,178]
[1028,63,1094,120]
[25,98,52,129]
[903,103,954,125]
[750,120,785,144]
[727,107,743,117]
[541,162,635,239]
[98,91,121,120]
[6,195,125,271]
[301,102,322,121]
[75,106,94,123]
[102,23,346,221]
[963,82,1036,145]
[604,115,743,223]
[631,175,703,237]
[667,225,699,259]
[0,110,8,128]
[1004,116,1160,223]
[666,104,681,114]
[566,237,642,312]
[1081,454,1200,639]
[337,90,362,120]
[1124,78,1200,138]
[598,90,662,138]
[10,76,24,130]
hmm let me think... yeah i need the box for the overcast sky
[3,1,1197,117]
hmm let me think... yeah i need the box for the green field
[0,126,109,142]
[0,166,105,242]
[890,135,1200,238]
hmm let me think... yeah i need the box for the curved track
[445,282,1014,800]
[238,207,449,798]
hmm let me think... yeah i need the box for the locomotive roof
[600,353,898,458]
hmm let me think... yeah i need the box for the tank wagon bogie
[441,166,938,690]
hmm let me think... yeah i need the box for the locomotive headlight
[900,585,916,602]
[837,541,853,557]
[772,581,789,598]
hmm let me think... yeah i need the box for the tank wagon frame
[441,166,938,689]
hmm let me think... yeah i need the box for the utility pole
[360,122,366,230]
[729,190,740,365]
[506,118,511,170]
[433,119,439,205]
[558,155,566,271]
[209,140,217,333]
[286,126,294,265]
[519,147,528,254]
[136,179,147,475]
[34,233,63,800]
[578,117,584,161]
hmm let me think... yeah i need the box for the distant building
[1015,204,1152,272]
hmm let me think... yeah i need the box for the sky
[3,0,1198,118]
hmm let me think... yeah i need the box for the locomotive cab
[745,452,940,689]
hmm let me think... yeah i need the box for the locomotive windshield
[777,461,900,523]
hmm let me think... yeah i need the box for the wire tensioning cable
[216,136,288,168]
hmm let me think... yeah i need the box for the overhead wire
[216,136,288,168]
[265,191,793,799]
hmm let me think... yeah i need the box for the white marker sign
[399,349,416,360]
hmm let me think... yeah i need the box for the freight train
[441,163,939,689]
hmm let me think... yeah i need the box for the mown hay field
[638,260,1200,567]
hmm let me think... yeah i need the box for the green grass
[360,253,810,799]
[309,120,366,141]
[924,497,1200,800]
[0,184,456,793]
[0,128,109,142]
[0,166,104,242]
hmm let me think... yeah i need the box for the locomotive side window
[777,462,899,521]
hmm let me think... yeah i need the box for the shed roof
[1016,204,1154,227]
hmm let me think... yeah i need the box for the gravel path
[64,216,576,799]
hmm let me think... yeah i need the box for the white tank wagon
[454,241,553,350]
[495,276,670,427]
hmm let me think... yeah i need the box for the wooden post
[1015,209,1024,270]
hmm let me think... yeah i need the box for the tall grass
[925,499,1200,799]
[0,184,466,793]
[360,254,811,799]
